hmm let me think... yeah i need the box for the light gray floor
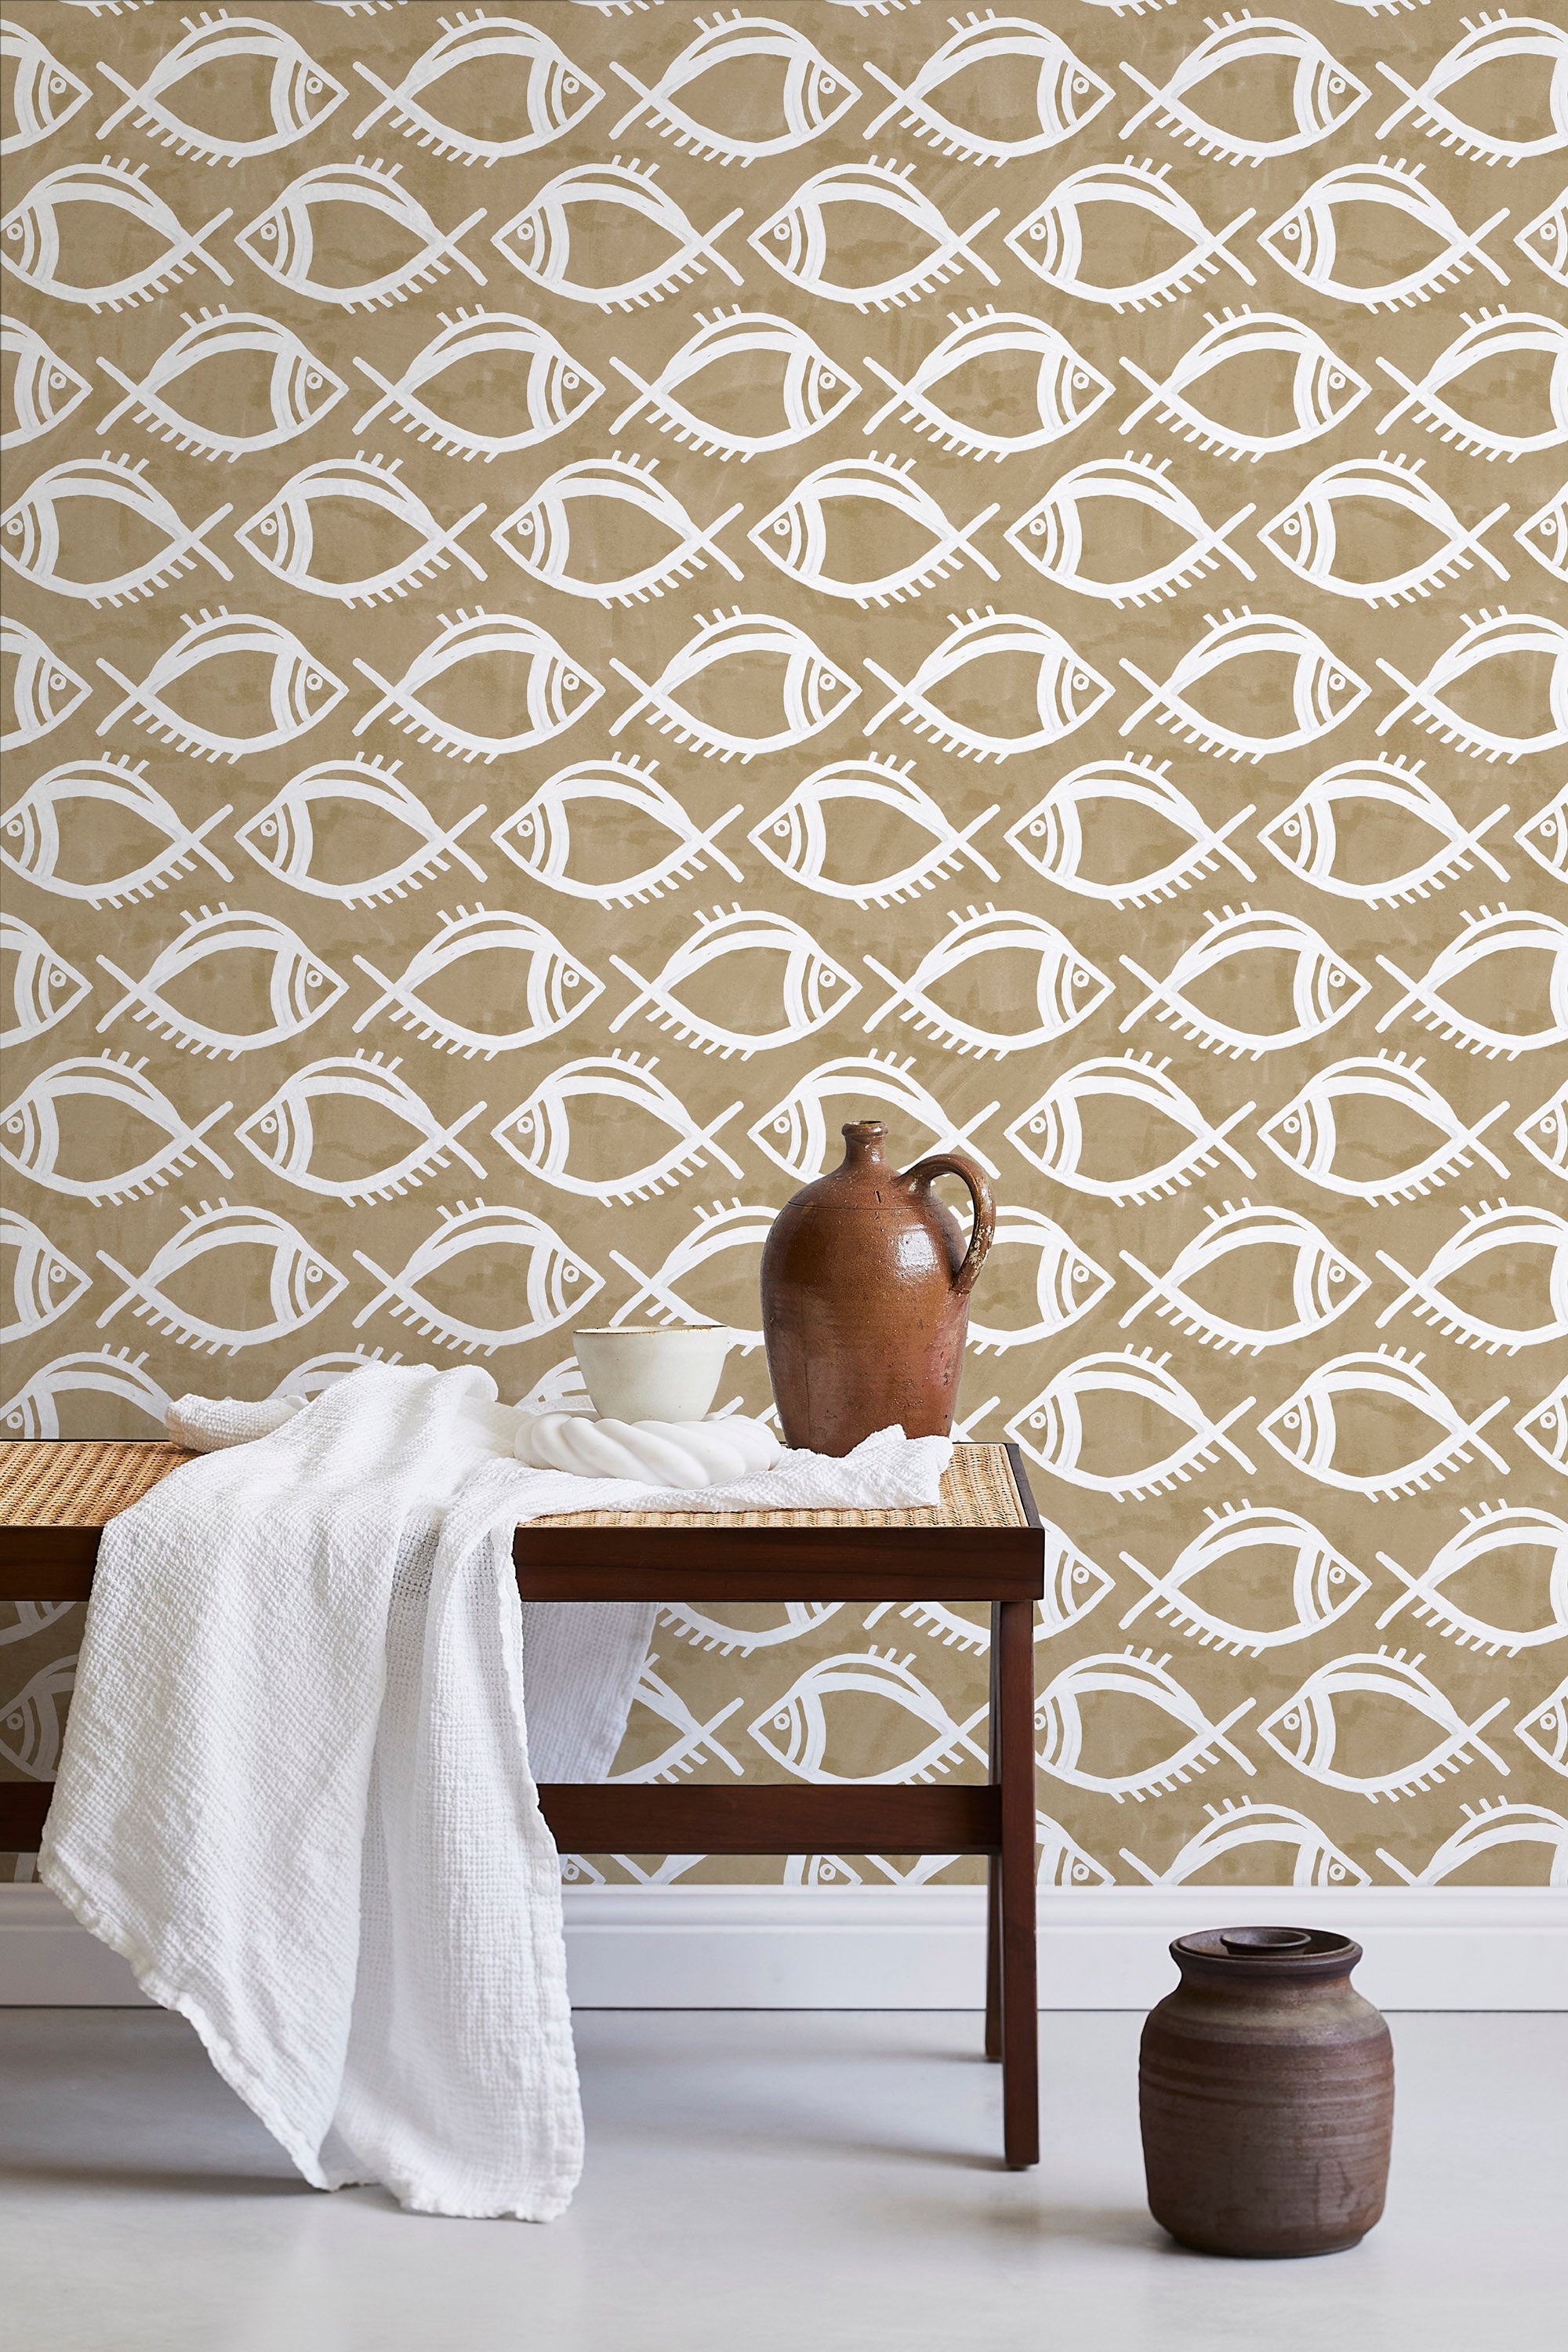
[1,2009,1562,2352]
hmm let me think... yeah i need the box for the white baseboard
[2,1883,1563,2010]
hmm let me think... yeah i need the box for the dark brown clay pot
[760,1120,995,1456]
[1139,1926,1394,2259]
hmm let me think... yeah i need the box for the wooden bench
[0,1437,1044,2168]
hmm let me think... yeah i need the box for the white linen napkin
[42,1363,953,2218]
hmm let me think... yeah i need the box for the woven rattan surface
[0,1442,194,1526]
[0,1439,1025,1534]
[531,1444,1026,1530]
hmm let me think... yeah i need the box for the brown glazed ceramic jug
[760,1120,994,1455]
[1139,1927,1394,2259]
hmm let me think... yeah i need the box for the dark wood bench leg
[996,1595,1039,2169]
[985,1610,1002,2060]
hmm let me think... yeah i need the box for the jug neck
[840,1120,888,1170]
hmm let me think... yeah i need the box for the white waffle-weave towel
[42,1363,951,2218]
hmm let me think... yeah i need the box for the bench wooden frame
[0,1439,1044,2169]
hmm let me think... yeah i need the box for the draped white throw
[42,1363,952,2217]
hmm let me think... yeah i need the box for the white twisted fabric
[42,1365,952,2219]
[515,1411,781,1485]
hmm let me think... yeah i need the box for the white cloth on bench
[41,1362,951,2219]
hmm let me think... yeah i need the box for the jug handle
[901,1152,996,1301]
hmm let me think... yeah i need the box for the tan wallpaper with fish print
[2,0,1566,1897]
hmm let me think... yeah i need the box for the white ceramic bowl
[572,1326,734,1424]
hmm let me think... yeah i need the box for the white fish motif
[1007,1348,1256,1499]
[611,608,859,761]
[613,1655,744,1787]
[1375,309,1568,461]
[94,307,347,460]
[863,608,1112,760]
[1259,757,1510,906]
[864,905,1113,1058]
[610,906,858,1059]
[0,1656,76,1779]
[0,1602,75,1650]
[96,1200,346,1355]
[966,1207,1113,1352]
[1036,1817,1115,1889]
[0,23,91,152]
[1004,1053,1255,1205]
[1516,481,1568,583]
[750,161,1000,310]
[492,454,741,605]
[96,12,347,162]
[2,1209,91,1342]
[1120,1504,1369,1659]
[1378,1800,1568,1890]
[1377,1503,1568,1659]
[1377,608,1568,760]
[353,907,601,1058]
[609,1199,774,1344]
[2,915,91,1046]
[1375,16,1568,165]
[1005,757,1254,906]
[1120,14,1367,162]
[1120,608,1367,760]
[748,1648,989,1784]
[352,310,602,458]
[1120,307,1369,460]
[659,1600,842,1661]
[1516,1078,1568,1179]
[1258,1054,1511,1203]
[1515,782,1568,880]
[1258,162,1509,310]
[235,160,486,309]
[1514,1674,1568,1773]
[749,1052,1000,1180]
[353,1202,601,1354]
[234,453,485,605]
[234,1054,485,1202]
[354,608,601,761]
[1258,1348,1511,1496]
[608,307,858,461]
[1,619,90,749]
[492,159,741,310]
[862,15,1112,160]
[0,755,230,908]
[95,607,343,761]
[0,159,232,310]
[1034,1650,1254,1802]
[492,753,741,906]
[1120,906,1369,1058]
[1516,187,1568,288]
[234,756,485,907]
[1256,1650,1508,1802]
[353,10,601,161]
[1376,906,1568,1058]
[1,1054,230,1204]
[1120,1200,1368,1354]
[609,12,858,162]
[95,906,346,1059]
[861,307,1112,460]
[1,452,232,607]
[0,321,91,451]
[1006,454,1254,607]
[492,1051,742,1203]
[1007,161,1254,311]
[750,757,998,906]
[1121,1798,1368,1889]
[750,454,998,607]
[1258,454,1510,604]
[1376,1201,1568,1356]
